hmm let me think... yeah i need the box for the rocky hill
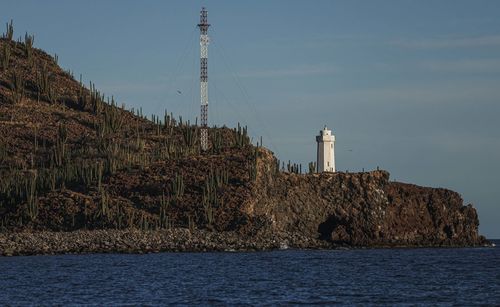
[0,29,488,254]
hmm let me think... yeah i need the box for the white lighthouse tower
[316,126,336,172]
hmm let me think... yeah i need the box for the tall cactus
[308,162,316,174]
[52,123,68,167]
[36,63,56,103]
[202,166,230,228]
[248,147,258,181]
[87,81,104,114]
[25,170,38,221]
[234,123,249,148]
[0,44,10,71]
[24,32,34,64]
[159,193,169,229]
[171,173,184,199]
[0,141,7,164]
[3,20,13,40]
[210,129,223,153]
[10,70,25,104]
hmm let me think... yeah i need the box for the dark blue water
[1,243,499,305]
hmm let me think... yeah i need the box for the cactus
[33,126,39,154]
[248,163,257,181]
[188,214,195,233]
[0,44,10,71]
[0,141,7,164]
[204,202,214,229]
[248,147,258,181]
[182,125,193,147]
[284,160,301,174]
[202,184,217,227]
[273,158,280,176]
[3,20,13,40]
[202,166,229,228]
[308,161,316,174]
[96,97,124,136]
[127,210,136,229]
[25,170,38,221]
[216,167,229,187]
[115,205,123,229]
[24,32,34,64]
[234,123,249,148]
[10,70,25,104]
[181,125,199,154]
[210,129,223,154]
[171,173,185,199]
[52,123,68,167]
[98,189,109,220]
[104,96,124,132]
[159,193,169,229]
[163,110,175,136]
[97,161,104,191]
[36,63,57,103]
[85,81,104,114]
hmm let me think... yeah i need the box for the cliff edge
[247,148,486,247]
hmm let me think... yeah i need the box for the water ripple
[0,244,499,305]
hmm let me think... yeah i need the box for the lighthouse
[316,126,336,172]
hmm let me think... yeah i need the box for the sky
[1,0,499,238]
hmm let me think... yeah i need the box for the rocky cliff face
[247,149,487,247]
[383,182,484,246]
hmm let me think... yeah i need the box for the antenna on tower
[198,7,210,151]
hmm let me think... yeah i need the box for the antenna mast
[198,7,210,151]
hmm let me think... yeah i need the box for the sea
[0,241,498,306]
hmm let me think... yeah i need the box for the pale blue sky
[2,0,499,237]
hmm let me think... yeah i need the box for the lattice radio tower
[198,7,210,151]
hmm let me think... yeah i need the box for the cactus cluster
[181,124,199,154]
[272,158,281,177]
[52,123,68,167]
[0,141,7,163]
[36,63,57,103]
[188,214,195,233]
[95,97,125,138]
[25,170,38,221]
[171,173,185,199]
[0,170,42,224]
[24,32,34,64]
[97,189,109,219]
[308,162,317,174]
[202,167,229,228]
[0,36,272,233]
[2,20,13,40]
[286,160,302,174]
[210,128,223,154]
[234,123,250,148]
[159,193,170,229]
[78,81,105,114]
[10,70,25,104]
[248,147,259,181]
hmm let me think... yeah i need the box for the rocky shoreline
[0,229,330,256]
[0,229,492,256]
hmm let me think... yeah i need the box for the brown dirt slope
[0,36,259,233]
